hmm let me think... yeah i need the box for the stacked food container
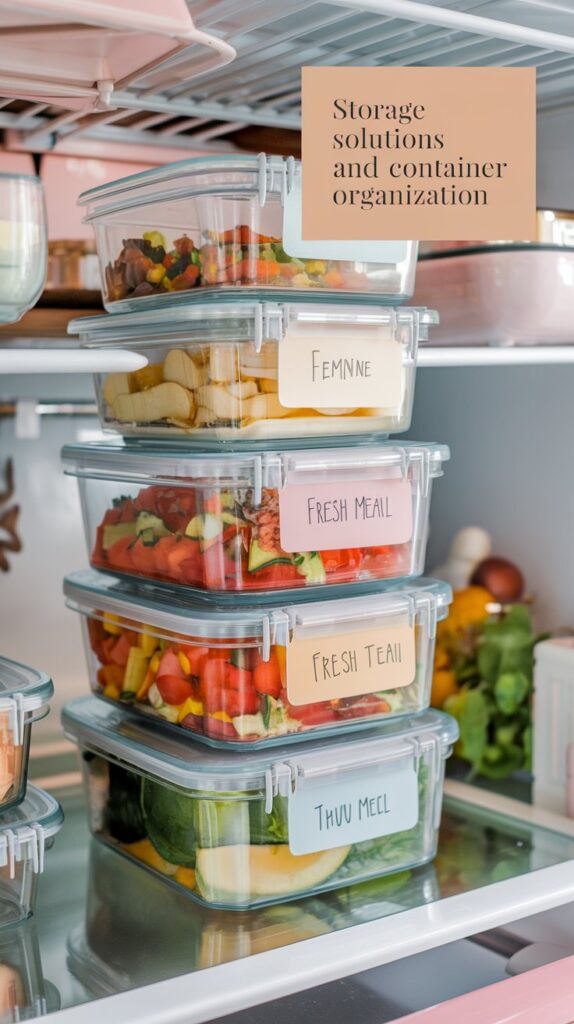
[0,657,63,933]
[61,153,459,910]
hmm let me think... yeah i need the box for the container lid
[0,656,53,742]
[77,155,284,219]
[68,301,438,345]
[64,569,452,650]
[61,440,450,494]
[62,696,458,796]
[0,785,63,876]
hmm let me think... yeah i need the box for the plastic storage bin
[78,155,418,310]
[0,786,63,927]
[413,246,574,346]
[70,301,437,442]
[0,657,53,811]
[62,440,449,597]
[63,696,457,910]
[64,569,452,747]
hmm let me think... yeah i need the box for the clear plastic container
[0,786,63,928]
[77,155,418,310]
[414,245,574,346]
[64,569,451,747]
[0,920,56,1021]
[0,658,53,811]
[70,301,437,442]
[61,440,449,597]
[62,696,457,910]
[0,174,47,325]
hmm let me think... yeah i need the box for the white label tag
[283,173,409,263]
[288,760,419,855]
[278,322,403,409]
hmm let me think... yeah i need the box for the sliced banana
[113,382,195,424]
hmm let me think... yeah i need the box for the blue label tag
[288,760,419,856]
[283,174,410,263]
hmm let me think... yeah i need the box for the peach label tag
[279,476,412,552]
[286,621,416,706]
[301,66,536,241]
[278,321,403,409]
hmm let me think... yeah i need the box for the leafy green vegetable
[141,779,198,867]
[445,602,546,780]
[249,796,289,845]
[494,671,529,715]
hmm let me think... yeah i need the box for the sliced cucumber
[248,539,292,573]
[102,521,137,550]
[135,511,171,540]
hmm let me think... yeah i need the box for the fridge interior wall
[1,360,573,744]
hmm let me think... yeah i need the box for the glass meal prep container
[61,440,449,598]
[0,786,63,928]
[63,696,458,910]
[69,301,437,442]
[77,154,418,311]
[64,569,451,747]
[0,657,53,811]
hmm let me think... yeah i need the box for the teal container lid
[64,569,452,646]
[63,696,458,796]
[0,655,53,716]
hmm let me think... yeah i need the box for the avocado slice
[185,513,223,549]
[248,539,292,573]
[102,521,137,550]
[295,551,326,585]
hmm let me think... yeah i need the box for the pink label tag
[279,477,412,552]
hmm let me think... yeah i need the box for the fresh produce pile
[101,343,393,437]
[97,759,430,907]
[105,228,373,304]
[88,612,422,744]
[92,485,411,593]
[431,586,544,779]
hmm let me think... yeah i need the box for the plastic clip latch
[421,449,431,498]
[264,769,274,814]
[262,615,271,662]
[427,595,438,639]
[254,303,263,354]
[253,455,263,506]
[8,694,25,748]
[258,152,268,206]
[31,823,45,874]
[286,156,296,198]
[5,830,16,881]
[409,737,421,774]
[407,594,416,629]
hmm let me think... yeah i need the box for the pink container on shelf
[413,245,574,346]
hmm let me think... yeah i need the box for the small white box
[533,637,574,814]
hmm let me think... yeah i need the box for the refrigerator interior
[3,1,574,1021]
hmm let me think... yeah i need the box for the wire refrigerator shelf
[2,0,574,155]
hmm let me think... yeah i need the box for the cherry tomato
[253,659,281,698]
[179,645,210,677]
[224,664,253,691]
[289,702,338,726]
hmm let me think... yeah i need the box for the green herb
[445,604,547,780]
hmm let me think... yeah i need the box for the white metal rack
[3,0,574,155]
